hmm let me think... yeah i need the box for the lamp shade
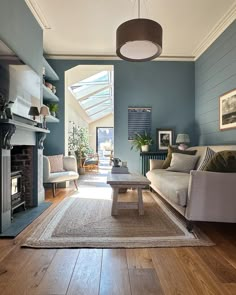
[40,105,50,116]
[176,134,190,144]
[28,106,39,117]
[116,18,162,62]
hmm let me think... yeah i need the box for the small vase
[141,145,149,152]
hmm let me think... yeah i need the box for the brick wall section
[11,146,34,207]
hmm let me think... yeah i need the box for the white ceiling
[27,0,236,59]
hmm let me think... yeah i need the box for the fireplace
[0,119,49,232]
[11,171,25,215]
[11,145,34,207]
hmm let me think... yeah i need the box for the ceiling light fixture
[116,0,163,62]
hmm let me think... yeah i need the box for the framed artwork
[219,89,236,130]
[128,107,152,140]
[156,129,173,151]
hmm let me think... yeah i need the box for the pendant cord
[138,0,140,18]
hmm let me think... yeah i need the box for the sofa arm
[149,159,164,170]
[63,156,78,172]
[186,170,236,222]
[43,156,51,183]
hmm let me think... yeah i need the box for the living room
[0,0,236,294]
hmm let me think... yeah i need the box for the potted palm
[131,131,153,152]
[68,125,93,174]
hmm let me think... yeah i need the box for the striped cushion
[197,147,215,171]
[48,154,65,173]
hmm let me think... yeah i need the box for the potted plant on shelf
[48,103,59,117]
[68,124,93,174]
[131,131,153,152]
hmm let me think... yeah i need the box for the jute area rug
[23,186,213,248]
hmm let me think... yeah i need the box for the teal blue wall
[44,60,195,173]
[1,1,235,172]
[0,0,43,74]
[195,20,236,145]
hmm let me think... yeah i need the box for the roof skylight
[69,69,113,122]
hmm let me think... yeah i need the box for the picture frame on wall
[219,89,236,131]
[156,129,173,151]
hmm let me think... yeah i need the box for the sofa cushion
[162,146,197,169]
[167,153,199,173]
[197,147,215,171]
[48,171,78,183]
[146,169,190,206]
[204,151,236,172]
[48,154,65,173]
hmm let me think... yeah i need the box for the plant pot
[50,111,56,117]
[78,167,85,175]
[141,145,149,152]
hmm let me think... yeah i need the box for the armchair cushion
[47,171,78,183]
[48,154,65,173]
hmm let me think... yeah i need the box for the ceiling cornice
[193,1,236,60]
[45,54,195,62]
[28,0,236,61]
[25,0,51,30]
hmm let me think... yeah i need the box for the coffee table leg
[111,187,119,215]
[138,188,144,215]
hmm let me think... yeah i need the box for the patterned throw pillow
[48,154,65,173]
[197,147,215,171]
[162,146,197,169]
[204,151,236,172]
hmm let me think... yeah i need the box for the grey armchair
[43,155,79,197]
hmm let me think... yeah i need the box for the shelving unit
[42,57,60,123]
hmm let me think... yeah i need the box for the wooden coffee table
[107,173,151,216]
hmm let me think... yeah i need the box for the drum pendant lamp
[116,0,163,62]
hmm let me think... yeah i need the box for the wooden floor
[0,187,236,294]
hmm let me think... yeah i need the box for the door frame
[96,127,114,153]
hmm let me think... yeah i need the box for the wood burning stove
[11,171,25,215]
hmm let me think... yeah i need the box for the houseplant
[131,131,153,152]
[68,124,93,174]
[48,103,59,117]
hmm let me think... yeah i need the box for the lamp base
[178,144,188,150]
[42,116,47,129]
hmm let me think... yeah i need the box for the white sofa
[146,145,236,229]
[43,155,79,197]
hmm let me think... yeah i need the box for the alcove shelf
[43,57,59,81]
[46,115,60,123]
[43,84,59,102]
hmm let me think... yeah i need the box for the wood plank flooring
[0,186,236,294]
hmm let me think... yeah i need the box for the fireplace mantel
[0,118,50,134]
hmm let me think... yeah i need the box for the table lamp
[176,134,190,150]
[28,106,39,120]
[40,105,50,128]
